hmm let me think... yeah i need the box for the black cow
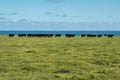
[97,34,102,38]
[81,34,86,37]
[47,34,54,37]
[107,34,114,38]
[18,34,26,37]
[55,34,61,37]
[92,34,97,37]
[27,34,34,37]
[87,34,97,38]
[66,34,75,38]
[42,34,53,37]
[104,34,107,36]
[9,34,15,37]
[41,34,54,37]
[87,34,92,37]
[38,34,47,37]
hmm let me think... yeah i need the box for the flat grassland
[0,36,120,80]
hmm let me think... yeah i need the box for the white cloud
[0,13,5,15]
[0,12,18,16]
[45,12,52,15]
[8,12,18,15]
[0,17,120,30]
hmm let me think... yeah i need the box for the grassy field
[0,35,120,80]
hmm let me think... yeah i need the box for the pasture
[0,35,120,80]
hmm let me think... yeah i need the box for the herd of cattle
[9,34,114,38]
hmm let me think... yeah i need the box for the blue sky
[0,0,120,30]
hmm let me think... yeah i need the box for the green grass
[0,35,120,80]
